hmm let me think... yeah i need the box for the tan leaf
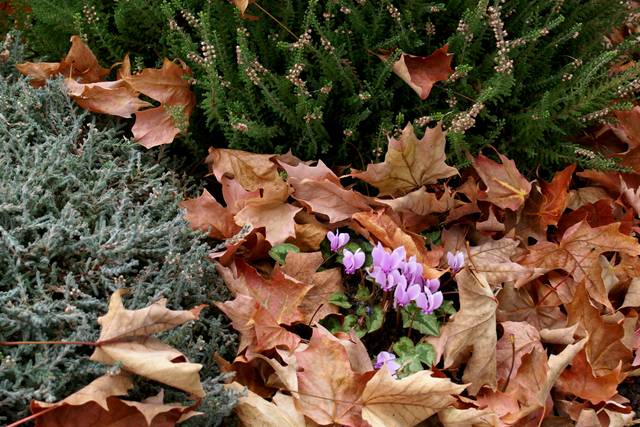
[90,289,205,397]
[466,238,531,286]
[496,282,566,330]
[427,269,497,395]
[220,175,260,214]
[15,62,61,87]
[125,59,194,106]
[520,221,640,310]
[234,199,301,245]
[621,277,640,309]
[288,177,371,223]
[30,375,199,427]
[470,152,531,211]
[496,321,543,386]
[179,189,239,239]
[352,122,457,197]
[226,383,305,427]
[382,45,453,100]
[215,294,259,354]
[539,324,579,345]
[294,326,373,426]
[360,366,465,427]
[64,78,152,118]
[438,407,500,426]
[206,148,289,200]
[281,251,344,324]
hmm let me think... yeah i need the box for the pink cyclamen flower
[394,280,421,307]
[415,289,444,314]
[402,255,424,285]
[369,243,406,291]
[374,351,401,376]
[447,251,465,273]
[342,248,365,274]
[327,229,350,252]
[424,278,440,293]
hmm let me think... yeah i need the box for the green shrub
[0,40,237,425]
[10,1,640,173]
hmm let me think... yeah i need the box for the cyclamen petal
[447,250,465,273]
[342,248,365,274]
[327,229,350,252]
[372,242,386,266]
[424,278,440,292]
[374,351,401,376]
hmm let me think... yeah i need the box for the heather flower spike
[342,248,365,274]
[374,351,401,377]
[327,229,350,252]
[447,251,465,273]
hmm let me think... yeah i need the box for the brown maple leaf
[360,366,466,427]
[556,350,624,404]
[495,321,543,388]
[470,151,532,211]
[179,189,240,240]
[352,122,458,197]
[294,326,374,426]
[519,221,640,310]
[380,45,453,100]
[234,198,302,245]
[226,383,306,427]
[613,106,640,152]
[65,78,152,118]
[17,35,109,86]
[466,237,531,287]
[427,269,497,395]
[29,375,200,427]
[90,289,206,397]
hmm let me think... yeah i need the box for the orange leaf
[556,350,624,404]
[65,78,152,118]
[179,189,239,239]
[131,105,182,149]
[234,199,301,245]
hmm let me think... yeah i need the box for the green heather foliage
[0,45,237,425]
[10,1,640,172]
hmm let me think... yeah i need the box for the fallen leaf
[227,382,305,427]
[132,106,183,149]
[438,407,500,426]
[90,289,205,397]
[361,365,465,427]
[556,350,624,404]
[497,282,566,330]
[64,78,152,118]
[382,45,453,100]
[179,189,239,239]
[520,221,640,310]
[294,326,374,426]
[234,198,301,245]
[495,321,543,386]
[621,277,640,309]
[613,106,640,151]
[470,152,532,211]
[466,238,531,286]
[352,122,457,197]
[427,269,497,395]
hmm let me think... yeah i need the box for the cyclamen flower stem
[395,309,401,330]
[407,311,417,339]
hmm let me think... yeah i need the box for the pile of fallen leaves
[176,120,640,426]
[17,36,195,148]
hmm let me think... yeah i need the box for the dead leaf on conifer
[90,289,206,397]
[65,78,152,118]
[380,45,453,100]
[352,122,457,197]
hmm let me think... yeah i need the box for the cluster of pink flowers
[368,243,443,314]
[327,230,365,275]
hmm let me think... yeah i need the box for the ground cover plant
[0,40,237,426]
[9,0,640,172]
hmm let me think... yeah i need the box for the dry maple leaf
[519,221,640,310]
[352,122,457,197]
[360,366,466,427]
[613,106,640,152]
[179,189,240,240]
[227,382,306,427]
[495,321,543,387]
[496,282,566,330]
[294,326,374,426]
[29,375,199,427]
[556,350,624,404]
[427,269,497,395]
[65,79,152,118]
[470,151,532,211]
[90,289,206,397]
[380,45,453,100]
[206,148,289,200]
[17,35,109,86]
[466,237,531,287]
[566,283,633,375]
[234,198,302,245]
[438,407,500,426]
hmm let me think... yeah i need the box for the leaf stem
[253,3,298,39]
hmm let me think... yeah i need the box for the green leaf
[324,316,344,334]
[328,292,352,309]
[355,283,371,301]
[436,300,456,316]
[393,338,436,377]
[401,305,440,336]
[268,243,300,265]
[365,305,384,333]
